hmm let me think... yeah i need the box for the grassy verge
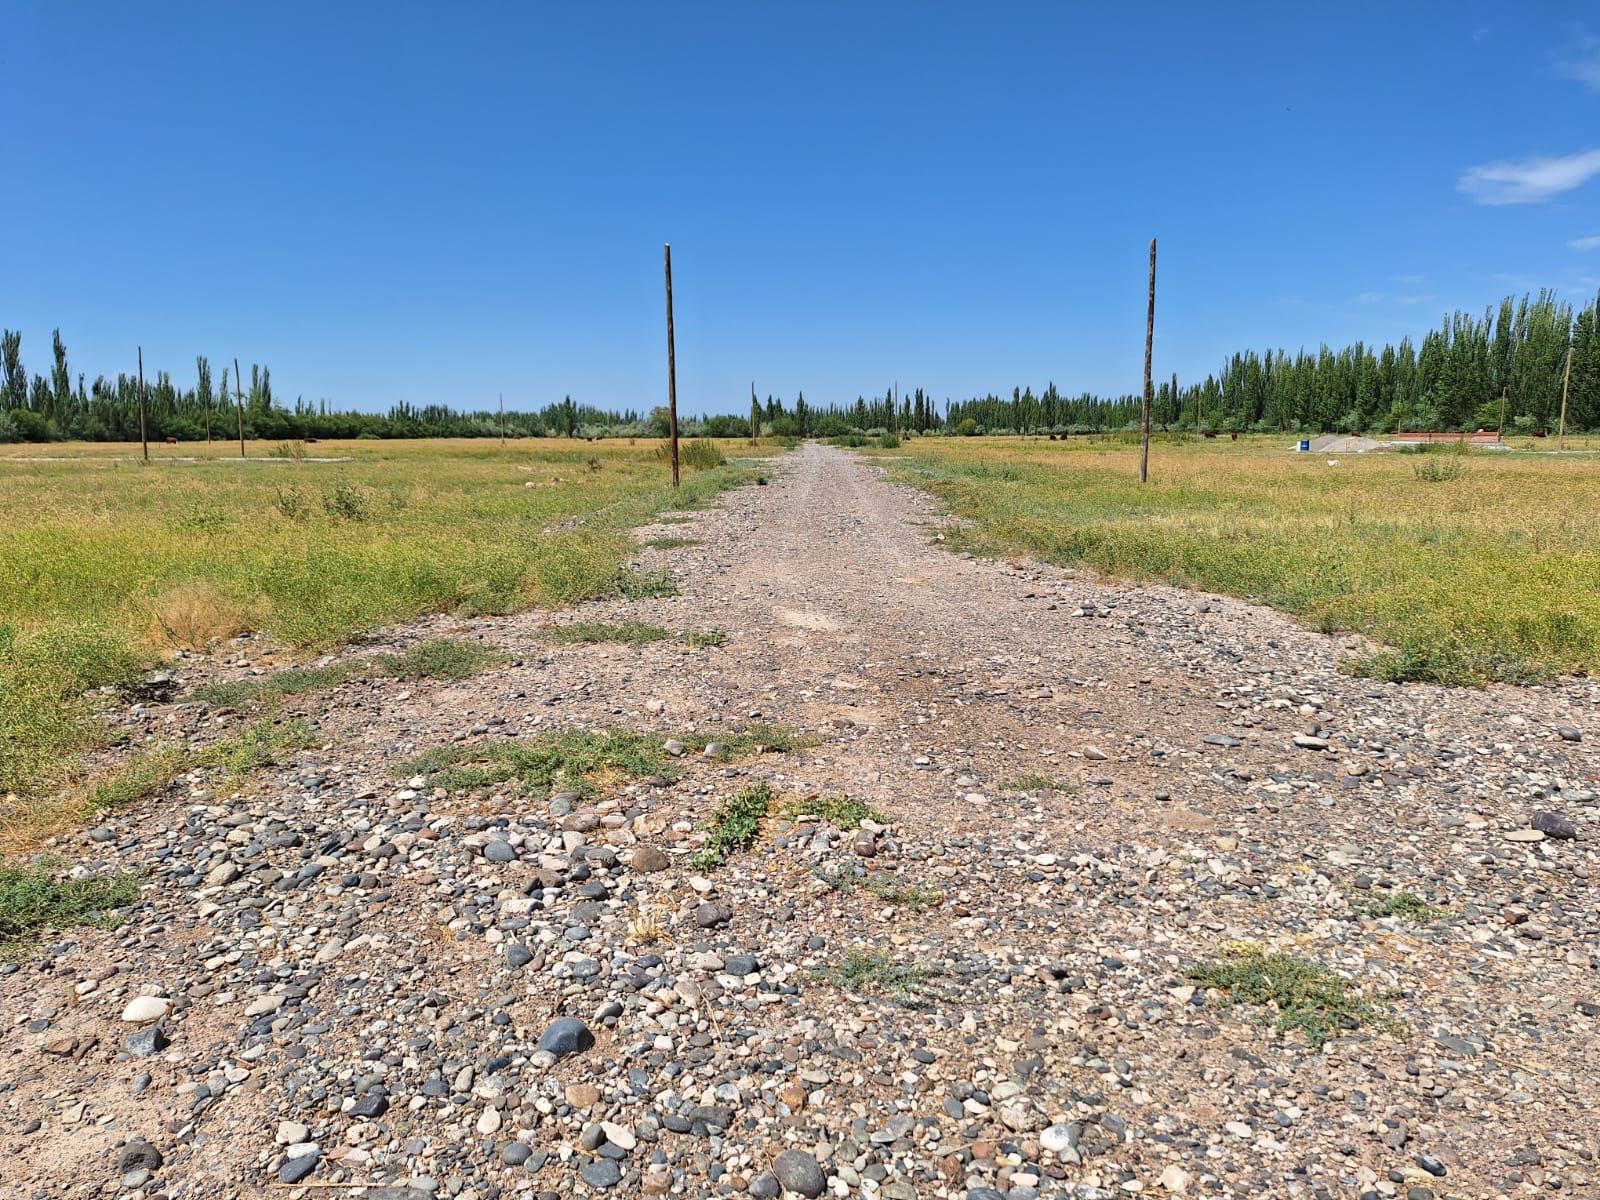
[1,861,140,958]
[864,436,1600,685]
[195,637,498,708]
[2,717,316,855]
[0,438,755,803]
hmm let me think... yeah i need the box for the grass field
[0,437,757,804]
[868,434,1600,685]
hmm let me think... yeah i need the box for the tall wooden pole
[664,243,680,487]
[1497,387,1507,443]
[1558,344,1573,450]
[499,392,506,446]
[750,381,758,447]
[233,357,246,458]
[893,380,899,435]
[1140,237,1157,483]
[137,346,149,461]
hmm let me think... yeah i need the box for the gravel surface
[3,443,1597,1200]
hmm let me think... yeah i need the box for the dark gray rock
[578,1159,622,1188]
[117,1140,163,1172]
[1531,810,1578,839]
[773,1149,826,1198]
[539,1017,594,1058]
[279,1151,320,1184]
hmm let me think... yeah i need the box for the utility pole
[1140,237,1157,483]
[893,380,899,435]
[750,381,758,447]
[233,357,246,458]
[1497,387,1508,443]
[1558,344,1573,450]
[137,346,149,461]
[663,244,680,486]
[499,392,506,446]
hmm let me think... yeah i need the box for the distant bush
[878,433,901,448]
[956,418,979,437]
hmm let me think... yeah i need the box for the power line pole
[664,243,680,487]
[1558,344,1573,450]
[499,392,506,447]
[750,381,758,447]
[1140,237,1157,483]
[137,346,149,461]
[233,357,246,458]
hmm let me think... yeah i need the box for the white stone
[121,995,170,1023]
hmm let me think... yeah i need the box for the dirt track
[4,443,1597,1200]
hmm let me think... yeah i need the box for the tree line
[5,288,1597,442]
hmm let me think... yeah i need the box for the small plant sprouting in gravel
[829,948,947,1006]
[613,569,678,600]
[782,794,885,829]
[680,630,726,649]
[644,536,700,549]
[1187,942,1397,1049]
[814,867,942,911]
[689,783,773,869]
[196,638,498,708]
[1359,891,1451,922]
[1004,771,1063,793]
[542,621,672,646]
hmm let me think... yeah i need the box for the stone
[579,1159,622,1188]
[1531,810,1578,839]
[1293,734,1329,750]
[694,901,732,928]
[349,1093,389,1118]
[506,942,534,969]
[1039,1124,1077,1154]
[483,840,517,863]
[117,1141,163,1172]
[773,1149,826,1198]
[122,1025,167,1058]
[502,1142,532,1166]
[279,1151,320,1184]
[120,996,170,1023]
[1557,725,1582,742]
[1503,828,1545,843]
[631,846,670,872]
[539,1017,595,1059]
[1160,1164,1192,1193]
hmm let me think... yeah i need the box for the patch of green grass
[613,569,679,600]
[0,440,760,804]
[655,438,727,470]
[814,866,942,911]
[689,783,773,869]
[1003,772,1063,793]
[541,621,672,646]
[1358,891,1451,922]
[644,536,700,549]
[195,638,499,708]
[828,947,947,1006]
[1187,943,1397,1048]
[782,794,886,828]
[1,861,140,958]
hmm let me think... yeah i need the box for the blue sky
[5,2,1599,414]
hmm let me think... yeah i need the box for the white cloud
[1458,148,1600,204]
[1571,234,1600,251]
[1556,27,1600,90]
[1394,294,1436,306]
[1352,291,1384,304]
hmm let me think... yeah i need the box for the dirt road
[4,443,1597,1200]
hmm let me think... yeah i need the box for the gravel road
[3,442,1596,1200]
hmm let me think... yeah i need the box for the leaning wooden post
[663,243,680,487]
[137,346,149,461]
[1558,344,1573,450]
[233,356,246,458]
[499,392,506,447]
[1140,237,1157,483]
[750,381,758,447]
[1497,387,1507,443]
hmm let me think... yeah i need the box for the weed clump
[781,794,885,829]
[196,638,498,708]
[689,783,773,869]
[1187,943,1396,1048]
[814,866,942,910]
[542,621,672,646]
[1359,891,1451,922]
[829,947,946,1006]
